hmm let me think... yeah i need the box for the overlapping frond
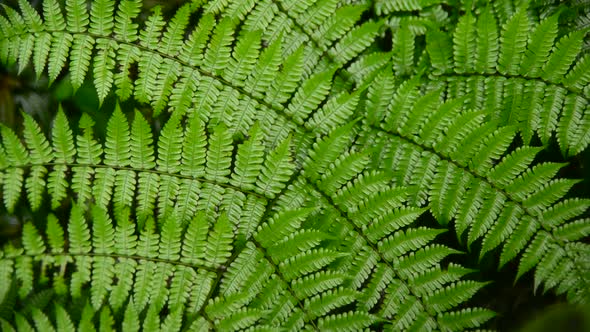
[425,8,590,155]
[0,0,383,141]
[2,114,489,330]
[0,100,498,330]
[0,200,364,330]
[297,124,494,330]
[360,69,590,303]
[0,110,496,330]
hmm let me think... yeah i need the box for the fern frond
[475,7,499,74]
[438,308,496,331]
[0,298,199,332]
[425,7,590,154]
[0,109,297,227]
[361,73,590,303]
[392,24,415,76]
[2,188,409,330]
[255,135,294,198]
[426,29,453,75]
[541,30,585,83]
[296,126,492,329]
[0,0,381,139]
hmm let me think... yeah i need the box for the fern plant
[425,6,590,156]
[0,0,588,331]
[358,71,590,303]
[0,111,493,330]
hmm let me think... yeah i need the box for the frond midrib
[434,72,589,99]
[1,251,220,273]
[0,162,268,200]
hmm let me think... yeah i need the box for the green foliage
[426,7,590,155]
[359,75,589,303]
[0,0,589,331]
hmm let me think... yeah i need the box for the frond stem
[2,251,220,273]
[435,72,588,99]
[1,162,268,200]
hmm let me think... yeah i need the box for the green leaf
[266,46,304,106]
[497,8,529,75]
[205,124,233,183]
[139,6,165,50]
[224,29,261,85]
[244,33,282,97]
[104,104,131,167]
[330,20,382,66]
[50,108,75,164]
[519,13,559,77]
[428,281,488,313]
[230,123,264,190]
[69,35,94,91]
[55,304,76,332]
[93,39,117,105]
[203,17,234,74]
[392,24,414,75]
[426,29,452,74]
[279,248,345,281]
[113,0,141,43]
[159,216,182,261]
[48,32,73,84]
[65,0,89,33]
[205,213,234,267]
[500,216,538,268]
[255,208,316,248]
[256,135,293,198]
[46,213,65,253]
[541,30,585,83]
[306,92,360,135]
[22,223,45,255]
[89,0,114,36]
[286,68,334,125]
[181,115,207,178]
[68,204,91,254]
[157,114,183,174]
[130,111,155,169]
[32,309,56,332]
[160,4,191,57]
[304,121,356,182]
[317,312,377,331]
[32,32,51,78]
[516,231,551,280]
[474,7,498,74]
[453,13,476,73]
[439,308,496,331]
[122,301,140,332]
